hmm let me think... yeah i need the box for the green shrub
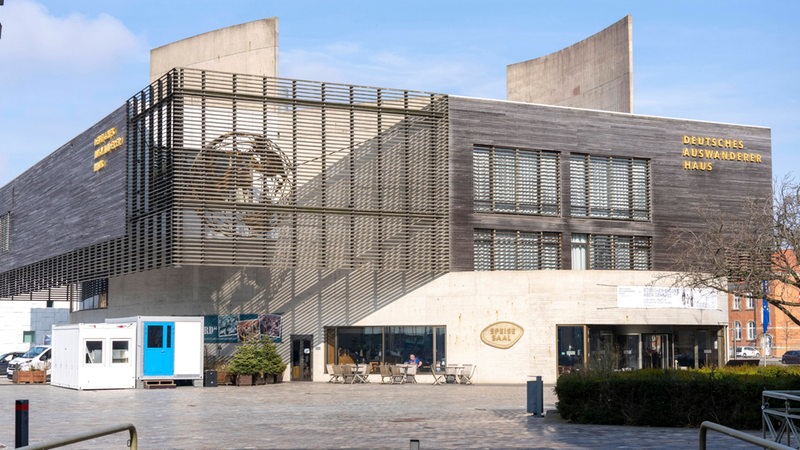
[228,336,287,377]
[555,366,800,428]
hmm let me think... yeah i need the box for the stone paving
[0,376,770,449]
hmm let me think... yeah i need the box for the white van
[6,345,52,378]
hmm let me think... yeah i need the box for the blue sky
[0,0,798,186]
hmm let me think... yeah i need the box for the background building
[0,16,772,383]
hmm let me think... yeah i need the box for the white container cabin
[105,316,204,388]
[51,322,137,390]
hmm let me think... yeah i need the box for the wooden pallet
[143,379,176,389]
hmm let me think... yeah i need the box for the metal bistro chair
[431,366,446,385]
[341,364,357,384]
[354,364,370,383]
[405,364,418,383]
[390,365,406,384]
[332,364,345,384]
[380,364,393,384]
[459,364,476,385]
[326,364,340,383]
[444,365,459,384]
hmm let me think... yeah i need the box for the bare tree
[670,177,800,327]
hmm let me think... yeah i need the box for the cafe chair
[342,364,357,384]
[405,364,418,383]
[390,365,406,384]
[332,364,345,384]
[459,364,476,385]
[445,365,459,384]
[354,364,370,383]
[431,367,445,385]
[326,364,340,383]
[380,364,392,384]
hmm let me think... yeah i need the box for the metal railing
[763,389,800,447]
[18,423,138,450]
[699,421,793,450]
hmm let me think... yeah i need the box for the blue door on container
[143,322,174,376]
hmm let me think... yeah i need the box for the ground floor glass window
[326,325,445,373]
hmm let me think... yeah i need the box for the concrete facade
[149,17,278,82]
[507,15,633,113]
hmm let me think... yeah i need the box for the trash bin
[527,376,543,416]
[204,370,218,387]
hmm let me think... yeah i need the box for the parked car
[0,351,25,374]
[782,350,800,365]
[735,346,760,358]
[6,345,52,379]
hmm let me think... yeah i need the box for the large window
[571,233,651,270]
[326,326,445,373]
[73,279,108,312]
[557,326,584,374]
[474,229,561,270]
[0,212,9,254]
[733,321,742,341]
[473,145,559,215]
[570,154,650,220]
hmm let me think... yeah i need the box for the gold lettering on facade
[480,321,524,349]
[680,135,761,172]
[92,127,123,173]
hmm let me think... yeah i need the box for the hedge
[554,366,800,428]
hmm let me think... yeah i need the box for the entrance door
[143,322,174,376]
[642,334,671,369]
[616,335,640,370]
[291,335,313,381]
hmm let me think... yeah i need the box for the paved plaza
[0,377,768,449]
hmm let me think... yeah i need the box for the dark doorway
[291,335,313,381]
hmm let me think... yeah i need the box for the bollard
[16,399,29,448]
[527,376,543,416]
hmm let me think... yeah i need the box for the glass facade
[326,326,445,373]
[557,326,584,374]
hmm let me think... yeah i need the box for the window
[733,321,742,341]
[746,294,755,310]
[570,154,650,220]
[0,211,9,254]
[732,295,740,310]
[22,331,34,344]
[74,279,108,311]
[557,326,584,373]
[326,326,445,373]
[747,321,756,340]
[85,340,103,364]
[571,234,588,270]
[578,234,651,270]
[474,229,561,270]
[473,145,559,215]
[112,340,130,364]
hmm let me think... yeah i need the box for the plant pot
[235,374,253,386]
[217,371,233,386]
[254,374,267,385]
[14,370,47,384]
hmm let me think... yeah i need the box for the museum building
[0,16,772,383]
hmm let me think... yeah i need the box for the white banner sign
[617,286,718,309]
